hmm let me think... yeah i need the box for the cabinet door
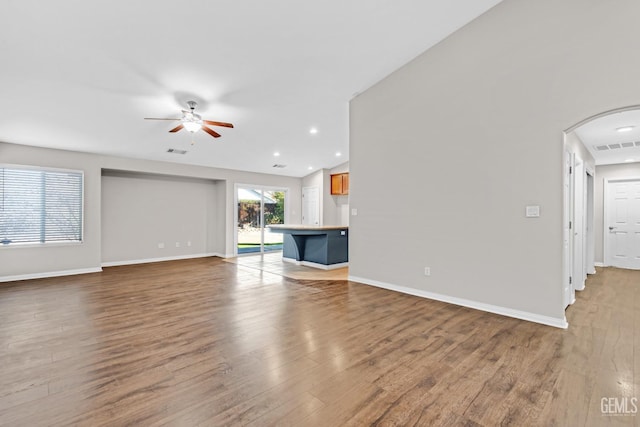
[342,173,349,195]
[331,174,343,195]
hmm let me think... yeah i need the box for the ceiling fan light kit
[183,120,202,133]
[144,101,234,142]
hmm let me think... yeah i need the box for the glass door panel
[237,188,263,254]
[237,187,286,255]
[263,190,284,252]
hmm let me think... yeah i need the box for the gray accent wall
[0,142,302,279]
[101,171,220,264]
[349,0,640,323]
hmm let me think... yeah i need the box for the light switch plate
[526,205,540,217]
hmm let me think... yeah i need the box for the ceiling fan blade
[202,126,221,138]
[169,124,184,133]
[144,117,181,121]
[203,120,234,128]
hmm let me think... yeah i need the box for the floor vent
[167,148,187,154]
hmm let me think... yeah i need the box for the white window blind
[0,167,83,245]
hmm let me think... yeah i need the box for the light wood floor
[0,258,638,426]
[224,252,348,281]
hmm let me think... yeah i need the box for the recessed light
[309,127,318,135]
[308,166,313,170]
[336,152,342,157]
[274,152,280,157]
[625,158,635,162]
[616,126,635,133]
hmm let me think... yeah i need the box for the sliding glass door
[236,186,286,255]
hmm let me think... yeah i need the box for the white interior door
[572,157,585,291]
[605,178,640,269]
[302,186,320,226]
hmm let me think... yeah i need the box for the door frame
[562,147,575,307]
[603,176,640,267]
[572,155,585,291]
[585,169,595,275]
[234,183,289,257]
[562,105,640,313]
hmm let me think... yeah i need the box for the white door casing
[586,171,596,275]
[563,149,575,307]
[605,178,640,270]
[572,157,586,291]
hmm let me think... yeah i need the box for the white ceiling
[0,0,503,177]
[574,110,640,166]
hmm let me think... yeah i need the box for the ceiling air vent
[272,164,287,168]
[608,143,622,150]
[596,145,609,151]
[167,148,187,154]
[622,142,635,148]
[636,141,640,147]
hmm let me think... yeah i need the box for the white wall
[349,0,640,327]
[594,162,640,264]
[0,142,302,280]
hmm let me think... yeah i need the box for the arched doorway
[563,106,640,307]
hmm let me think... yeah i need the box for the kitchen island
[267,225,348,270]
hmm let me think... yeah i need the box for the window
[0,166,83,245]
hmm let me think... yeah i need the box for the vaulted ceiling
[0,1,504,177]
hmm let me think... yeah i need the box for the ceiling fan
[144,101,234,140]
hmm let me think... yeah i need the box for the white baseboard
[594,262,605,268]
[0,267,103,283]
[101,253,221,267]
[348,275,568,329]
[1,253,229,282]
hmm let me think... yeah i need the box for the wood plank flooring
[224,252,348,281]
[0,258,638,426]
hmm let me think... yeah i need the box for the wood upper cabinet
[330,173,349,195]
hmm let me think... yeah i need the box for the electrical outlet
[424,267,431,276]
[187,241,192,247]
[158,243,164,249]
[351,208,358,216]
[175,242,181,248]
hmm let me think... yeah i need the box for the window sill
[0,241,84,249]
